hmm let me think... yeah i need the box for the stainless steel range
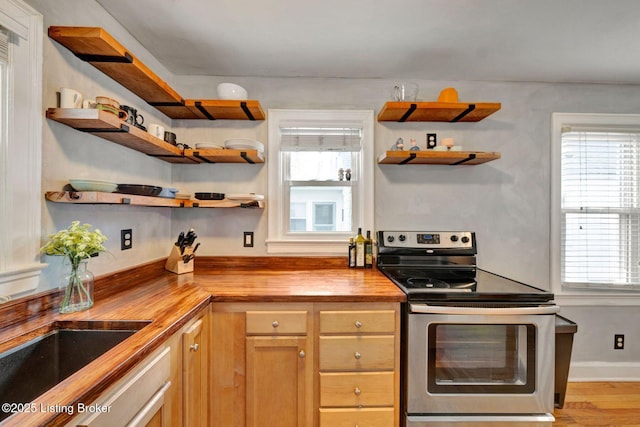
[377,231,558,426]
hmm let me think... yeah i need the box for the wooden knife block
[165,245,194,274]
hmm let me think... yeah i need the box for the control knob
[450,235,458,242]
[461,236,470,243]
[399,234,406,242]
[387,235,395,243]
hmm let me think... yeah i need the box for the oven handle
[409,304,560,315]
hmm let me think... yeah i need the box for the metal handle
[190,343,199,352]
[354,320,362,328]
[299,350,306,358]
[272,320,279,328]
[409,304,560,316]
[354,387,361,396]
[354,351,361,360]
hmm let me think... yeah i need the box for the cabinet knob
[299,350,306,358]
[272,320,279,328]
[354,387,361,396]
[354,351,362,360]
[190,343,199,352]
[354,320,362,328]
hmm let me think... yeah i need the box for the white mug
[60,88,83,108]
[147,123,165,139]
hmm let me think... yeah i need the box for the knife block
[165,245,194,274]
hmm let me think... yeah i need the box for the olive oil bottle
[355,228,366,268]
[364,230,373,268]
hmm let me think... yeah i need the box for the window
[267,109,374,254]
[551,113,640,295]
[0,1,44,298]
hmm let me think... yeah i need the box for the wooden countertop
[0,257,405,426]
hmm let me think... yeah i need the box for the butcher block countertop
[0,257,405,426]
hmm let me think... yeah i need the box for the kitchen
[1,0,640,425]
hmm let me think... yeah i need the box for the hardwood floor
[554,382,640,426]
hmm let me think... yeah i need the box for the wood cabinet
[182,316,208,427]
[66,346,172,427]
[317,306,399,427]
[211,302,400,427]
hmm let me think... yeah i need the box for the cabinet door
[183,318,207,427]
[246,336,312,427]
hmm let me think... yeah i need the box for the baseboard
[569,361,640,381]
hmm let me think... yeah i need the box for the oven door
[406,304,558,420]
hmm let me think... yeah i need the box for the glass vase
[59,259,94,313]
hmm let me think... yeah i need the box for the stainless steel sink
[0,320,150,422]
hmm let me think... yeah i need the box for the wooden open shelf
[183,148,264,164]
[377,150,501,165]
[377,101,501,122]
[185,100,265,121]
[48,26,265,121]
[46,108,264,164]
[45,191,265,208]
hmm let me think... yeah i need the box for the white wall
[25,0,640,378]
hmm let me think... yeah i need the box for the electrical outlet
[244,231,254,248]
[614,334,624,350]
[121,229,133,250]
[426,133,437,149]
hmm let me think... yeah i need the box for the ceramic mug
[164,131,177,145]
[60,88,83,108]
[147,123,165,139]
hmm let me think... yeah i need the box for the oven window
[427,324,535,394]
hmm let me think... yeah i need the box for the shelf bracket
[191,151,216,164]
[398,104,417,122]
[451,104,476,122]
[79,124,129,134]
[147,100,185,107]
[399,152,417,164]
[75,52,133,64]
[450,153,477,165]
[120,197,131,205]
[240,101,256,120]
[240,151,255,164]
[194,101,216,120]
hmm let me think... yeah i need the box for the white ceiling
[97,0,640,84]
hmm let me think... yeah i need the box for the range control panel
[378,231,475,250]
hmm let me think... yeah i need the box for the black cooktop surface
[378,267,554,303]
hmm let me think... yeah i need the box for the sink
[0,320,150,422]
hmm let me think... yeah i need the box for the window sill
[0,263,47,297]
[554,292,640,306]
[266,239,347,255]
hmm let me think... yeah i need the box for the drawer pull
[299,350,306,358]
[272,320,279,328]
[190,343,199,352]
[355,320,362,328]
[354,387,361,396]
[354,351,362,360]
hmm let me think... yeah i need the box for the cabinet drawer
[246,310,308,335]
[320,310,396,334]
[320,372,394,407]
[319,336,395,371]
[319,407,395,427]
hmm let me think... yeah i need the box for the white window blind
[561,129,640,289]
[280,126,362,152]
[0,26,8,64]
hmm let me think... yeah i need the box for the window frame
[551,112,640,305]
[0,0,44,298]
[267,109,374,254]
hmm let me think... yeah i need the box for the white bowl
[217,83,248,100]
[69,179,118,193]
